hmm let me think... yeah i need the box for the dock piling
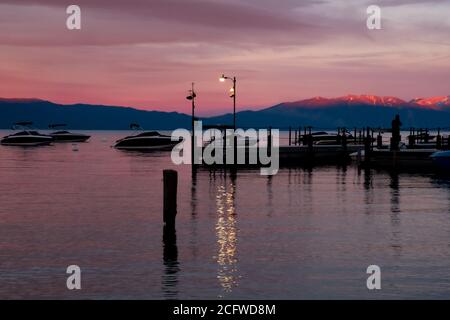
[163,169,178,231]
[437,128,442,150]
[364,127,372,164]
[288,126,292,146]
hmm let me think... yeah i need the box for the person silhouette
[390,115,402,151]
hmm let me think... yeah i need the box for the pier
[195,118,449,171]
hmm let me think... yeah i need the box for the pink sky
[0,0,449,115]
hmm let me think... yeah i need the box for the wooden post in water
[364,127,372,164]
[268,127,272,157]
[342,127,347,154]
[289,126,292,146]
[437,128,442,150]
[163,170,178,231]
[303,127,307,146]
[371,129,374,147]
[307,126,313,154]
[408,128,414,148]
[298,127,301,145]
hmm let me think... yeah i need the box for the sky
[0,0,449,115]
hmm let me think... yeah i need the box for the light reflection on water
[215,181,239,296]
[1,131,450,299]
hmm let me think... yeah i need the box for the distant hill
[0,99,192,130]
[1,95,450,129]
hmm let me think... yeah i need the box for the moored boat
[431,151,450,170]
[1,122,53,146]
[114,124,179,150]
[48,124,90,142]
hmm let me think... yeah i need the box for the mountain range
[1,95,450,130]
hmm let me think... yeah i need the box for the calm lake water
[1,130,450,299]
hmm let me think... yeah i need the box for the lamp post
[186,82,197,167]
[220,74,237,168]
[219,74,237,130]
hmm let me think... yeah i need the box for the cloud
[0,0,322,47]
[0,0,448,113]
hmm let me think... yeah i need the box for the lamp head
[219,74,226,82]
[186,90,197,100]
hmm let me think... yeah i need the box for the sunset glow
[0,0,449,115]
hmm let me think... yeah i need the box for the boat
[431,151,450,170]
[1,122,54,146]
[48,124,90,142]
[299,131,354,145]
[114,124,179,150]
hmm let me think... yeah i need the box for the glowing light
[215,183,239,296]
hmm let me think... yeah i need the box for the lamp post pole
[232,77,236,131]
[191,83,195,167]
[220,74,237,168]
[220,74,237,130]
[186,83,196,168]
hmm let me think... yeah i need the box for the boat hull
[114,138,179,151]
[431,151,450,171]
[51,134,90,142]
[1,136,53,146]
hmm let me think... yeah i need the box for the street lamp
[186,82,197,167]
[219,74,237,130]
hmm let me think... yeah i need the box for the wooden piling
[342,128,347,153]
[288,126,292,146]
[163,170,178,230]
[364,127,372,164]
[307,127,313,155]
[437,128,442,150]
[268,127,272,157]
[298,127,301,143]
[303,127,307,146]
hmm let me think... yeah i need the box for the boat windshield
[10,131,33,136]
[135,132,161,137]
[53,131,70,134]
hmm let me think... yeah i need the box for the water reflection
[362,168,374,215]
[162,226,180,299]
[215,178,239,297]
[190,169,199,260]
[389,172,401,215]
[389,172,402,256]
[266,175,274,216]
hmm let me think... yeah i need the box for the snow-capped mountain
[275,95,448,109]
[410,96,450,109]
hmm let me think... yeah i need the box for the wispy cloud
[0,0,448,114]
